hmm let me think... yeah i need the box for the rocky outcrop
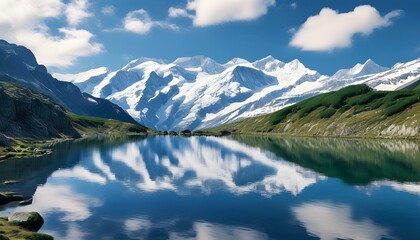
[0,82,80,139]
[8,212,44,231]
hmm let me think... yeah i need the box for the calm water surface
[0,136,419,240]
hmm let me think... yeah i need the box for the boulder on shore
[8,212,44,231]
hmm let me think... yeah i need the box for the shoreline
[1,130,419,161]
[0,132,149,162]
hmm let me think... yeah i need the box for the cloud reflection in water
[292,202,394,240]
[18,184,102,221]
[109,136,321,196]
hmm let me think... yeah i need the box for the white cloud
[290,5,402,52]
[123,9,178,35]
[168,7,192,18]
[0,0,103,67]
[290,3,297,10]
[65,0,91,26]
[101,5,116,16]
[123,9,154,34]
[185,0,275,26]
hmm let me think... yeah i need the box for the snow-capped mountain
[53,67,108,83]
[332,59,389,79]
[54,56,420,131]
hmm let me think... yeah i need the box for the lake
[0,136,419,240]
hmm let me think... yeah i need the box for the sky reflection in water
[0,136,419,240]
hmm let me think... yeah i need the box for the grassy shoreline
[0,132,150,162]
[0,216,53,240]
[2,128,420,162]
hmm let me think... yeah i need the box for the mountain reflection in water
[0,136,418,240]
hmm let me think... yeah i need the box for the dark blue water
[0,136,419,240]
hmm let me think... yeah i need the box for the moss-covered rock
[8,212,44,231]
[24,233,53,240]
[0,213,53,240]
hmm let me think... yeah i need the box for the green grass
[0,114,150,161]
[205,84,420,138]
[68,113,148,135]
[0,217,53,240]
[270,84,419,124]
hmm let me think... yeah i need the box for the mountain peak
[333,59,388,78]
[53,67,109,83]
[224,57,250,68]
[260,55,275,61]
[253,55,284,72]
[122,57,163,71]
[173,56,216,67]
[284,59,305,71]
[351,59,388,76]
[364,58,375,64]
[0,39,39,68]
[172,56,224,74]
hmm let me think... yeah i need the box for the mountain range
[54,55,420,131]
[0,40,138,125]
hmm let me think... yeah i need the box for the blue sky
[0,0,418,75]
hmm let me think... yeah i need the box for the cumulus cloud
[101,5,116,16]
[290,3,297,10]
[65,0,91,26]
[0,0,102,67]
[123,9,178,35]
[290,5,402,52]
[168,7,192,18]
[124,9,154,34]
[185,0,275,26]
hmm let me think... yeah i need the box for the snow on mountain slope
[55,56,420,131]
[332,59,389,79]
[53,67,108,83]
[361,59,420,90]
[253,55,285,72]
[173,56,225,74]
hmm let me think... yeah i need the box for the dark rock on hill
[0,82,80,139]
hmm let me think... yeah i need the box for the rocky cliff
[0,81,80,139]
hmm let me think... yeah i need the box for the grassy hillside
[206,84,420,139]
[0,82,148,160]
[68,113,147,135]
